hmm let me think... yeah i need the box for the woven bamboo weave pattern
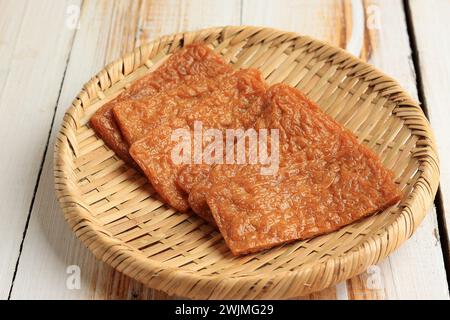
[54,26,439,299]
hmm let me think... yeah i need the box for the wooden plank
[0,0,79,298]
[10,0,448,300]
[9,0,146,300]
[409,0,450,262]
[242,0,449,299]
[352,0,448,300]
[10,0,241,299]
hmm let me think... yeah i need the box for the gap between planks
[402,0,450,289]
[7,0,449,300]
[5,0,84,299]
[0,0,82,299]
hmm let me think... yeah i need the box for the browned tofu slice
[90,44,233,165]
[129,69,267,214]
[202,83,402,255]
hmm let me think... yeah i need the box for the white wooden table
[1,0,449,300]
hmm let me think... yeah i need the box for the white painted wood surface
[9,0,242,300]
[242,0,448,300]
[409,0,450,252]
[0,0,447,299]
[356,0,448,300]
[0,0,79,298]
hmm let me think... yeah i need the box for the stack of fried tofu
[90,44,401,255]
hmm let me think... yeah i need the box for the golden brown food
[112,76,222,145]
[90,44,233,165]
[177,164,212,216]
[129,69,267,214]
[201,83,402,255]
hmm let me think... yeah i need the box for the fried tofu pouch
[129,69,267,214]
[90,44,233,165]
[200,84,401,255]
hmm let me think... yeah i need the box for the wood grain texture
[409,0,450,258]
[357,0,448,300]
[10,0,241,300]
[0,0,79,298]
[242,0,448,299]
[9,0,144,300]
[7,0,449,300]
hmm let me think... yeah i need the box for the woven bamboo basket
[54,26,439,299]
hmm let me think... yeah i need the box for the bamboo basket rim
[54,26,440,299]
